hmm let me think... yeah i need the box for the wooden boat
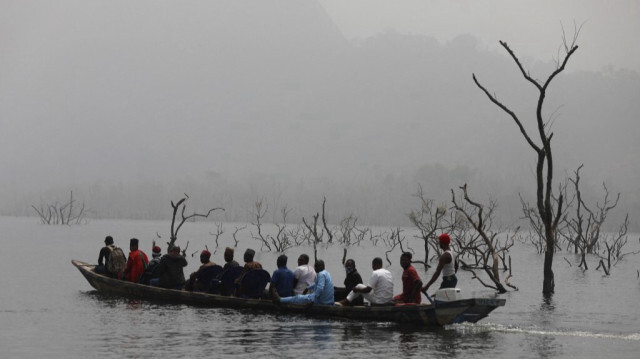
[72,259,505,326]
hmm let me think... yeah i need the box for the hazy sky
[1,0,639,223]
[319,0,640,73]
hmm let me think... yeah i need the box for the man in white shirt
[335,257,393,306]
[292,253,317,294]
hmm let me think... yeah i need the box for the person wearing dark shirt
[270,254,294,297]
[186,249,216,291]
[95,236,124,278]
[343,259,364,306]
[141,246,162,285]
[393,252,423,304]
[234,248,262,295]
[151,246,188,289]
[221,247,240,271]
[96,236,113,275]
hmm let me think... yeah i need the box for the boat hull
[72,259,505,326]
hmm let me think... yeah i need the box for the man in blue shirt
[273,259,334,306]
[269,254,294,297]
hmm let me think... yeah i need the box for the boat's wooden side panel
[72,259,504,326]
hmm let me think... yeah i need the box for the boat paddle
[424,291,435,307]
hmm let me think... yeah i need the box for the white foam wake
[449,322,640,341]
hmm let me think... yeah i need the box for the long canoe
[72,259,505,326]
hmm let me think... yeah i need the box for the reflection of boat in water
[72,259,505,326]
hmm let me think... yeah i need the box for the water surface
[1,216,639,358]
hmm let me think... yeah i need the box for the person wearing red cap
[421,233,457,295]
[141,246,162,285]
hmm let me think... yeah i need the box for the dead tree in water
[250,198,271,250]
[32,191,87,225]
[408,185,453,270]
[473,27,580,294]
[168,195,223,251]
[555,165,638,273]
[271,205,295,252]
[520,179,571,255]
[209,223,225,249]
[452,184,517,293]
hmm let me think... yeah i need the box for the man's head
[170,246,181,255]
[314,259,325,273]
[224,247,234,263]
[438,233,451,249]
[344,259,355,271]
[200,249,211,264]
[104,236,114,245]
[129,238,139,250]
[372,257,383,270]
[298,254,310,266]
[244,248,255,263]
[277,254,287,268]
[400,252,412,269]
[152,246,162,258]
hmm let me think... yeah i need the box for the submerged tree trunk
[473,29,579,295]
[543,242,555,294]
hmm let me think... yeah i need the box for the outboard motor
[432,288,461,302]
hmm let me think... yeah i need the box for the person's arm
[269,271,279,296]
[354,285,372,293]
[410,269,423,300]
[311,273,326,302]
[305,281,316,293]
[292,268,300,289]
[422,253,450,293]
[124,254,133,279]
[356,271,377,293]
[98,248,107,266]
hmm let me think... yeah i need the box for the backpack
[106,245,126,275]
[139,251,149,271]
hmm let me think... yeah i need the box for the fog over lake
[2,0,639,229]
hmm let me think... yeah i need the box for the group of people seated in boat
[94,233,457,306]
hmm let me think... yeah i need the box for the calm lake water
[1,216,639,358]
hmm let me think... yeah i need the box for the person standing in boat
[292,254,316,295]
[421,233,457,295]
[272,259,334,306]
[151,245,188,289]
[393,252,423,304]
[335,257,393,306]
[123,238,149,283]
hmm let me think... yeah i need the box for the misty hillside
[2,1,639,229]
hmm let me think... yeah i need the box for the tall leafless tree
[472,29,580,295]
